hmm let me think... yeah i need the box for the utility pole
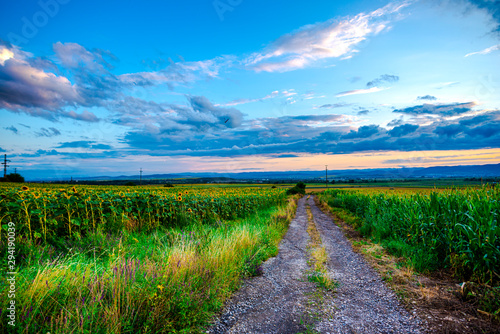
[2,154,10,178]
[14,168,17,174]
[325,165,328,189]
[140,168,143,185]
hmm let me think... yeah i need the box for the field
[2,181,499,332]
[317,185,500,317]
[0,183,295,333]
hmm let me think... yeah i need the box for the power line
[325,165,328,189]
[2,154,10,178]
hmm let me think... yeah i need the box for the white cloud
[0,47,14,66]
[119,57,233,88]
[336,87,389,97]
[245,1,413,72]
[0,44,81,113]
[465,44,500,57]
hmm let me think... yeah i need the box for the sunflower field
[0,183,292,333]
[0,184,286,245]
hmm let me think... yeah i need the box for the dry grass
[305,203,337,291]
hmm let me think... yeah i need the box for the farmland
[317,186,500,317]
[0,183,294,333]
[1,182,499,332]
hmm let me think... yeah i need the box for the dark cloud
[186,95,244,128]
[465,124,500,137]
[4,126,18,134]
[387,117,404,127]
[35,127,61,137]
[18,123,31,129]
[0,42,115,122]
[0,42,224,124]
[357,109,370,115]
[17,149,118,159]
[394,102,476,116]
[366,74,399,88]
[120,108,500,158]
[458,113,496,126]
[0,46,80,117]
[57,141,112,149]
[417,95,437,101]
[343,125,382,139]
[387,124,419,137]
[274,154,300,158]
[434,124,463,137]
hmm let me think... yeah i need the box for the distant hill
[32,163,500,182]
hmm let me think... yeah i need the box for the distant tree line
[0,173,25,183]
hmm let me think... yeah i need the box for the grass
[305,201,337,292]
[0,197,298,333]
[316,187,500,320]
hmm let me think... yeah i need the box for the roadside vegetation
[317,186,500,319]
[305,197,336,292]
[0,183,295,333]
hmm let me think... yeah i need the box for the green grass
[317,186,500,318]
[0,198,297,333]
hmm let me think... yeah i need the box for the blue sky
[0,0,499,180]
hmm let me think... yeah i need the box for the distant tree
[7,173,24,183]
[125,181,136,186]
[164,183,174,187]
[330,180,336,184]
[286,182,306,195]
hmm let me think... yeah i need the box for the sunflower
[184,190,188,194]
[177,196,182,202]
[21,186,29,191]
[187,208,193,213]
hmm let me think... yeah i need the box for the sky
[0,0,499,180]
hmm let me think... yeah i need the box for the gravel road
[306,195,423,334]
[207,195,424,333]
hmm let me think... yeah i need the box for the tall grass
[0,194,297,333]
[318,186,500,283]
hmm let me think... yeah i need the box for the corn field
[318,186,500,284]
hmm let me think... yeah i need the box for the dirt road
[208,195,423,333]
